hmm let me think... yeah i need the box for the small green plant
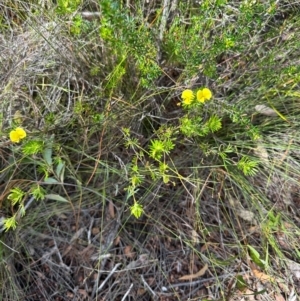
[4,184,46,231]
[130,201,144,219]
[5,188,26,231]
[55,0,84,36]
[30,185,46,201]
[7,187,25,205]
[149,139,174,160]
[55,0,81,14]
[70,14,82,35]
[237,155,259,176]
[3,125,69,231]
[22,140,44,155]
[123,86,263,219]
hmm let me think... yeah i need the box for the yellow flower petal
[15,127,26,139]
[196,90,205,103]
[9,127,26,143]
[202,88,212,100]
[197,88,212,103]
[10,130,21,143]
[181,89,195,106]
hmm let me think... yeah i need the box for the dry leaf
[124,245,135,258]
[248,226,259,234]
[92,227,100,235]
[286,259,300,279]
[253,144,269,163]
[283,222,294,229]
[78,289,88,298]
[277,280,289,294]
[137,288,146,296]
[108,200,115,218]
[114,235,120,245]
[276,232,290,249]
[237,209,255,222]
[228,196,255,223]
[57,213,68,219]
[241,289,256,301]
[70,227,85,243]
[191,229,200,244]
[175,261,182,273]
[126,254,149,269]
[200,242,216,253]
[179,263,208,280]
[147,277,155,286]
[66,292,74,298]
[252,268,274,283]
[62,245,73,257]
[255,104,277,116]
[288,288,297,301]
[35,271,46,280]
[274,293,286,301]
[200,244,209,253]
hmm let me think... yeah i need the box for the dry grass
[0,1,300,300]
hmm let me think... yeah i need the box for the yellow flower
[181,89,195,106]
[197,88,212,103]
[9,127,27,143]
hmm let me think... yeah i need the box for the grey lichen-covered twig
[159,0,178,42]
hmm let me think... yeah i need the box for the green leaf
[30,185,46,201]
[162,174,170,184]
[149,140,164,160]
[22,140,44,155]
[236,275,247,291]
[247,245,266,269]
[4,216,17,231]
[7,188,25,205]
[130,202,143,218]
[45,194,69,203]
[237,156,259,176]
[211,255,236,266]
[206,115,222,132]
[43,147,53,166]
[55,160,65,182]
[44,177,59,184]
[19,204,26,217]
